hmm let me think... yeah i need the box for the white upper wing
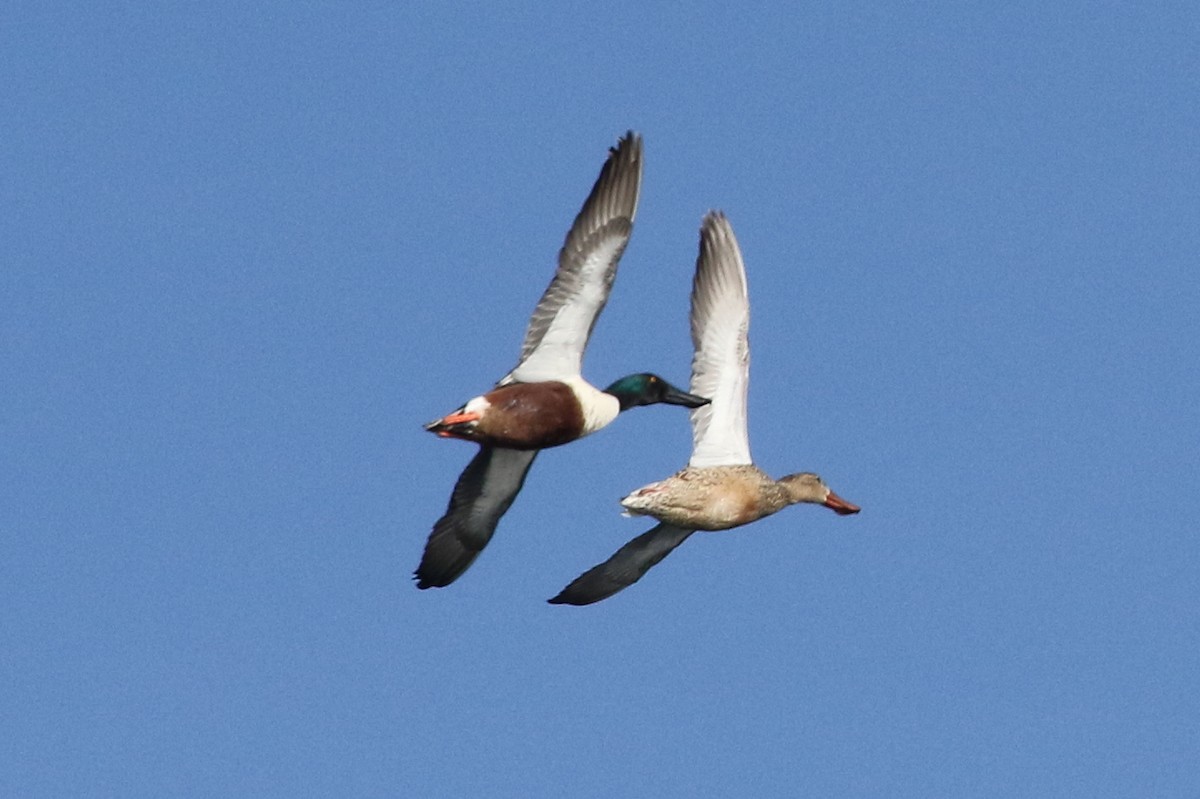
[687,212,753,467]
[504,132,643,384]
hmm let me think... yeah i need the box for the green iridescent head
[602,373,710,412]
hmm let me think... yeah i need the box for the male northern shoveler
[549,211,860,606]
[415,132,708,591]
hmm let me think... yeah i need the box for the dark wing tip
[412,545,478,590]
[588,130,643,226]
[549,559,633,604]
[547,576,613,606]
[612,129,642,155]
[412,512,487,589]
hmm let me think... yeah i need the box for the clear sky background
[3,3,1198,797]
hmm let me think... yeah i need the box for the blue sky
[3,3,1198,796]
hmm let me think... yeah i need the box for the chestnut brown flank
[470,382,586,449]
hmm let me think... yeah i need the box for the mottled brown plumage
[620,465,860,530]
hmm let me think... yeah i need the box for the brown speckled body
[442,382,587,450]
[621,465,833,531]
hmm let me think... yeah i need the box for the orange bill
[824,491,861,515]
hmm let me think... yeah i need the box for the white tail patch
[463,395,492,416]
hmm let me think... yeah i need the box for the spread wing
[504,132,643,384]
[548,524,695,606]
[687,212,752,468]
[414,447,539,588]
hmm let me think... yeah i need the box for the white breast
[564,376,620,437]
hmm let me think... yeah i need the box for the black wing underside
[548,523,695,606]
[415,447,539,589]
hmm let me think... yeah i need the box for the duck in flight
[550,211,859,606]
[416,132,709,590]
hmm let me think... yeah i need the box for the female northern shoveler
[550,211,859,606]
[415,132,708,591]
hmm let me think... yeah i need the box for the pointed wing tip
[606,131,644,197]
[614,130,643,154]
[695,212,746,293]
[611,129,644,174]
[412,531,483,590]
[412,565,455,590]
[546,585,605,606]
[700,210,738,243]
[412,540,474,589]
[548,566,619,606]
